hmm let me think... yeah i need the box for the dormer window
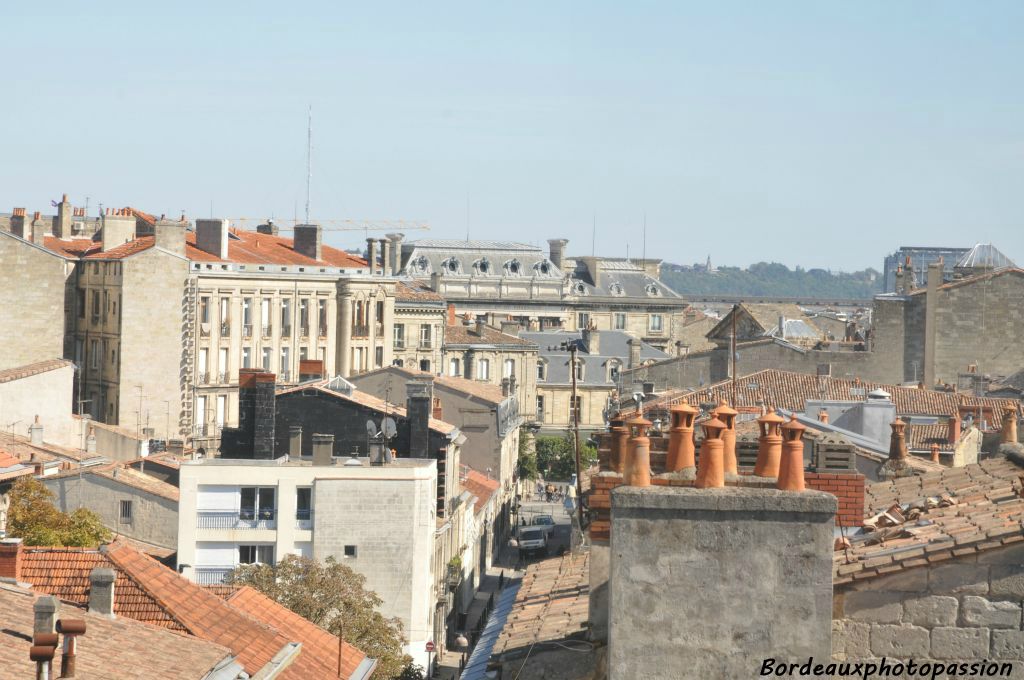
[573,282,589,296]
[533,260,553,276]
[608,282,624,296]
[472,257,491,275]
[608,360,622,383]
[441,257,461,275]
[537,359,547,381]
[408,255,431,276]
[504,258,522,276]
[645,283,661,297]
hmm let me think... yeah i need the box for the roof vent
[867,388,892,401]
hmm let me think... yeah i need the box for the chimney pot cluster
[695,416,727,488]
[13,207,26,217]
[776,416,807,491]
[712,400,739,476]
[665,401,698,472]
[622,415,652,487]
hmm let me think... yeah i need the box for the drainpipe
[56,619,86,678]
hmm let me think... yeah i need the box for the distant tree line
[661,261,882,298]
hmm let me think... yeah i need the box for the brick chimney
[52,194,72,239]
[312,433,334,466]
[547,238,568,269]
[777,416,807,491]
[101,209,137,252]
[665,401,698,472]
[153,219,186,257]
[406,378,433,459]
[447,304,457,327]
[695,417,726,488]
[9,207,27,237]
[194,218,229,259]
[294,224,323,261]
[365,238,377,275]
[220,370,276,459]
[0,538,24,581]
[753,410,785,477]
[624,415,652,487]
[432,396,443,421]
[87,568,115,618]
[947,412,961,445]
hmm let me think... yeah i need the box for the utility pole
[568,340,585,538]
[305,105,312,224]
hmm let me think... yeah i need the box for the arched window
[503,359,516,378]
[504,259,522,276]
[645,283,662,297]
[449,357,461,377]
[441,257,461,275]
[608,282,624,296]
[472,258,491,275]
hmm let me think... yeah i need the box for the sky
[2,2,1023,270]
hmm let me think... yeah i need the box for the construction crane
[223,218,430,233]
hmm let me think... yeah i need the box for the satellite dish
[366,419,379,437]
[382,417,397,439]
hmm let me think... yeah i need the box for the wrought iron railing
[196,510,277,530]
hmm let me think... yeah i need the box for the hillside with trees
[660,261,882,298]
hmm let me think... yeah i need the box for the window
[91,291,100,319]
[574,359,585,382]
[614,313,627,330]
[577,312,590,328]
[200,296,210,324]
[261,298,271,334]
[318,300,327,336]
[218,348,229,381]
[90,339,100,369]
[650,314,664,333]
[238,545,274,565]
[280,347,291,378]
[77,289,86,318]
[393,324,405,348]
[240,487,276,521]
[299,299,310,335]
[281,299,292,333]
[344,545,357,558]
[419,324,432,348]
[241,347,251,369]
[419,360,431,372]
[220,297,230,323]
[609,361,621,383]
[449,358,461,377]
[242,298,252,325]
[296,487,312,520]
[196,396,207,432]
[569,396,582,424]
[375,346,384,368]
[74,339,84,367]
[503,359,515,379]
[536,396,545,422]
[478,358,490,380]
[261,348,272,371]
[119,500,132,524]
[299,347,308,361]
[537,360,546,381]
[216,395,226,428]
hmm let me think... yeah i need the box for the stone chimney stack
[53,194,72,239]
[406,379,433,458]
[923,257,942,386]
[665,401,698,473]
[948,412,961,445]
[289,425,303,458]
[30,415,43,445]
[905,256,917,291]
[10,207,27,237]
[366,238,377,275]
[31,211,48,244]
[623,415,652,487]
[380,239,391,276]
[87,568,116,618]
[387,233,404,274]
[153,219,186,257]
[777,315,786,340]
[753,410,785,478]
[293,224,323,261]
[894,263,905,295]
[581,325,599,354]
[86,427,97,454]
[34,595,60,635]
[695,417,727,488]
[312,433,335,466]
[101,209,137,252]
[627,338,641,370]
[194,218,229,259]
[547,238,568,269]
[777,416,807,491]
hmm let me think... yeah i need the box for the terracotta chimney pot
[609,420,629,475]
[624,415,652,487]
[1002,406,1018,445]
[776,416,807,491]
[695,416,727,488]
[817,408,829,424]
[930,443,941,463]
[712,400,739,475]
[753,409,785,478]
[665,400,699,472]
[888,418,908,462]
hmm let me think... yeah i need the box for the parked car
[532,514,556,537]
[518,527,547,558]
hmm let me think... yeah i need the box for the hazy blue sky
[3,2,1022,270]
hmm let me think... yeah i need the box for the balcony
[193,566,233,586]
[198,372,210,385]
[419,339,433,350]
[220,322,231,336]
[296,508,313,530]
[200,326,210,338]
[300,325,310,338]
[243,324,253,338]
[394,340,406,350]
[279,371,291,382]
[217,372,229,384]
[352,325,370,338]
[197,509,277,530]
[282,325,292,337]
[194,424,209,437]
[262,324,273,337]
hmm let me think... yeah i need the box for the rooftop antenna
[465,192,470,242]
[305,105,313,224]
[642,211,647,264]
[591,213,596,256]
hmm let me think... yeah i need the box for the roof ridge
[102,542,197,634]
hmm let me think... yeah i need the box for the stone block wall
[834,543,1024,676]
[0,236,72,370]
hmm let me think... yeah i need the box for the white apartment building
[177,452,440,668]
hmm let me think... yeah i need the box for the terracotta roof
[0,358,73,384]
[44,462,180,502]
[0,450,33,482]
[19,541,370,678]
[277,380,457,435]
[225,586,371,679]
[493,552,590,659]
[461,466,500,513]
[45,228,368,268]
[20,547,188,631]
[0,430,92,464]
[834,455,1024,585]
[395,280,444,302]
[649,369,1020,419]
[444,324,536,347]
[908,423,954,452]
[0,583,231,679]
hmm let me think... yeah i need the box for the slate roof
[707,303,823,341]
[18,541,371,679]
[276,379,458,435]
[444,324,537,348]
[402,240,563,280]
[834,455,1024,585]
[520,330,668,386]
[565,258,681,300]
[43,229,367,268]
[0,358,73,384]
[0,582,231,679]
[492,552,590,659]
[461,466,501,513]
[646,369,1020,418]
